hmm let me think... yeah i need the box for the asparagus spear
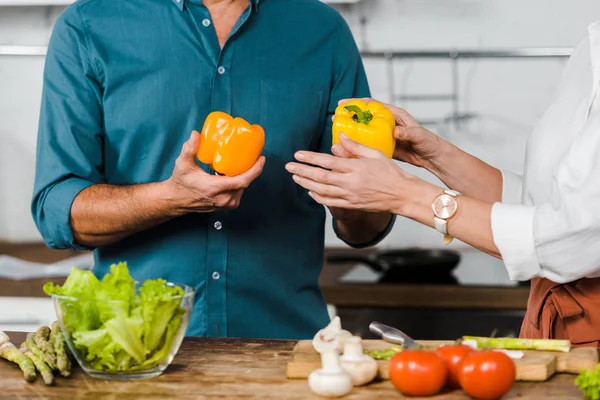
[462,336,571,353]
[21,347,54,386]
[34,326,57,368]
[26,332,56,370]
[0,342,36,382]
[51,321,71,377]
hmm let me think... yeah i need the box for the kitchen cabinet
[0,297,55,332]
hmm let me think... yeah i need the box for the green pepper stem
[344,105,373,125]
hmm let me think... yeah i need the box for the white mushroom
[308,349,353,397]
[340,336,378,386]
[312,316,353,354]
[0,331,9,346]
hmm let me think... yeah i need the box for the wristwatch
[431,189,460,245]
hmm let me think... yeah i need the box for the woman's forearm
[427,142,503,204]
[398,179,501,258]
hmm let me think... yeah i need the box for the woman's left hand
[286,133,422,215]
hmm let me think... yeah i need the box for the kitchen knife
[369,321,421,350]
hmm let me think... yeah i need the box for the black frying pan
[327,248,461,284]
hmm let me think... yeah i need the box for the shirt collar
[170,0,261,12]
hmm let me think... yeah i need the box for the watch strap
[434,216,447,234]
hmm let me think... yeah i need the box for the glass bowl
[52,281,194,380]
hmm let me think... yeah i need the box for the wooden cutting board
[286,340,598,382]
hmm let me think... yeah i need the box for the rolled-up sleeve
[319,14,396,247]
[31,5,104,250]
[492,108,600,283]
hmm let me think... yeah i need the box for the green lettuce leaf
[73,328,122,371]
[575,364,600,400]
[135,306,186,370]
[95,262,136,323]
[104,314,145,364]
[138,279,184,354]
[43,267,100,298]
[45,262,188,372]
[44,267,101,332]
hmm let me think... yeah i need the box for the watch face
[432,194,457,219]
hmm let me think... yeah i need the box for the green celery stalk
[462,336,571,353]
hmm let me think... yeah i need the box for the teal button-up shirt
[32,0,392,339]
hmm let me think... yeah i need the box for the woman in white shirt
[286,22,600,347]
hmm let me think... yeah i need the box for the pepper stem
[344,105,373,125]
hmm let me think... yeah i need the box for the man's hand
[166,130,266,214]
[69,130,265,248]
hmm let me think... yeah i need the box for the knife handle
[369,322,405,345]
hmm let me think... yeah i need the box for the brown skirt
[520,277,600,348]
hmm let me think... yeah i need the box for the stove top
[336,248,520,287]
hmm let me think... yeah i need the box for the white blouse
[492,22,600,284]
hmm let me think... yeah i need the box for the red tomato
[436,344,476,388]
[389,350,448,397]
[458,351,516,400]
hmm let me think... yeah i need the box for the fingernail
[339,132,348,140]
[331,144,343,153]
[285,164,295,172]
[292,175,300,182]
[295,152,305,161]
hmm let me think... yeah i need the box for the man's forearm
[70,181,184,248]
[428,143,503,204]
[334,211,393,247]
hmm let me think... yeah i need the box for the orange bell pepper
[196,111,265,177]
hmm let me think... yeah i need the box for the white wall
[1,1,599,250]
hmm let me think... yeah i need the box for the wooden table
[0,332,585,399]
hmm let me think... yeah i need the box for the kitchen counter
[0,332,585,399]
[319,248,530,310]
[0,244,530,310]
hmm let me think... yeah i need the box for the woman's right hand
[337,98,450,174]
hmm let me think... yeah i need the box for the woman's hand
[338,98,451,175]
[286,133,428,215]
[288,132,501,260]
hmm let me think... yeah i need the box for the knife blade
[369,321,421,350]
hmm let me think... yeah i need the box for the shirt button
[176,0,181,3]
[202,19,211,27]
[217,66,226,75]
[214,221,222,230]
[212,271,220,280]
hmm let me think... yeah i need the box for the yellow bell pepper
[197,111,265,177]
[332,100,396,158]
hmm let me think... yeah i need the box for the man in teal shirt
[32,0,394,339]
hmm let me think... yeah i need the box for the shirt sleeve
[319,15,396,248]
[500,170,523,204]
[491,103,600,283]
[31,6,104,250]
